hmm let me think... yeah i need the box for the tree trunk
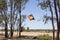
[19,2,21,37]
[51,6,55,40]
[5,21,8,38]
[19,26,21,37]
[19,10,21,37]
[10,24,13,38]
[49,0,55,40]
[54,0,59,40]
[10,0,13,38]
[57,0,60,39]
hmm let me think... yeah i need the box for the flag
[28,14,34,21]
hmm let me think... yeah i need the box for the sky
[21,0,57,30]
[0,0,57,30]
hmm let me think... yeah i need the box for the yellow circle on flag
[29,16,33,19]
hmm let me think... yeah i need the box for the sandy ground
[0,31,57,40]
[13,32,57,37]
[0,31,57,37]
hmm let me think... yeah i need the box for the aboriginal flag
[28,14,34,21]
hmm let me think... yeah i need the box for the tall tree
[14,0,28,37]
[54,0,59,40]
[0,0,8,38]
[10,0,13,37]
[38,0,55,40]
[57,0,60,40]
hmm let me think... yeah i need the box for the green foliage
[38,0,51,24]
[0,0,7,11]
[38,0,50,10]
[1,14,8,22]
[39,34,52,40]
[14,0,28,11]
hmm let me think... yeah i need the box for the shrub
[38,34,52,40]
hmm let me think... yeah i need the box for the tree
[38,0,60,40]
[6,0,28,38]
[0,0,28,38]
[0,14,8,38]
[54,0,59,40]
[0,0,8,38]
[57,0,60,40]
[13,0,28,37]
[10,0,14,37]
[38,0,55,40]
[27,27,29,31]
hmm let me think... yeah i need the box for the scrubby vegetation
[38,34,52,40]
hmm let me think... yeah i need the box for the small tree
[27,27,29,31]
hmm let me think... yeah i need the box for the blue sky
[0,0,57,30]
[21,0,57,30]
